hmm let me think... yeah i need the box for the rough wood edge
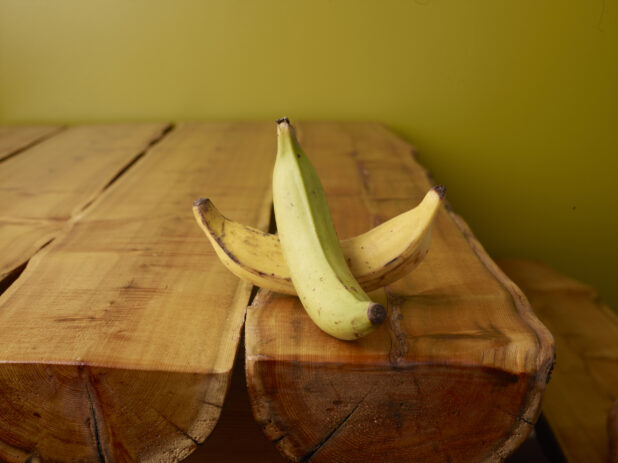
[438,216,554,461]
[399,123,555,391]
[382,122,552,381]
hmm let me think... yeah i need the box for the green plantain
[272,118,386,340]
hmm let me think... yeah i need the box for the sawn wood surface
[0,122,274,461]
[0,123,169,282]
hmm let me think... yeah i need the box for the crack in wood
[78,123,175,213]
[0,125,175,300]
[0,126,67,163]
[0,260,28,296]
[299,388,373,462]
[496,407,535,427]
[0,239,54,297]
[299,402,361,462]
[84,379,108,463]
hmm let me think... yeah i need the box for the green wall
[1,1,617,309]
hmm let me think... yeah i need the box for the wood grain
[0,125,63,161]
[0,123,169,282]
[0,122,276,461]
[245,122,554,462]
[500,259,618,463]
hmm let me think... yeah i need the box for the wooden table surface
[0,123,556,462]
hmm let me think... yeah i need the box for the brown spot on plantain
[213,227,241,265]
[385,256,398,266]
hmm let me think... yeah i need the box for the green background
[1,1,617,309]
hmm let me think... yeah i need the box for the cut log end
[246,358,539,463]
[0,363,226,462]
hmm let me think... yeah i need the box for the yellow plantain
[193,185,444,296]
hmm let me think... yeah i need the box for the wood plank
[0,125,63,161]
[499,259,618,463]
[0,123,169,282]
[0,122,275,461]
[245,122,554,463]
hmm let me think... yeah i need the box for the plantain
[271,118,386,340]
[193,185,444,295]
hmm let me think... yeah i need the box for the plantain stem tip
[367,303,387,325]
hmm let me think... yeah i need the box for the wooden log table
[0,122,554,462]
[245,122,554,462]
